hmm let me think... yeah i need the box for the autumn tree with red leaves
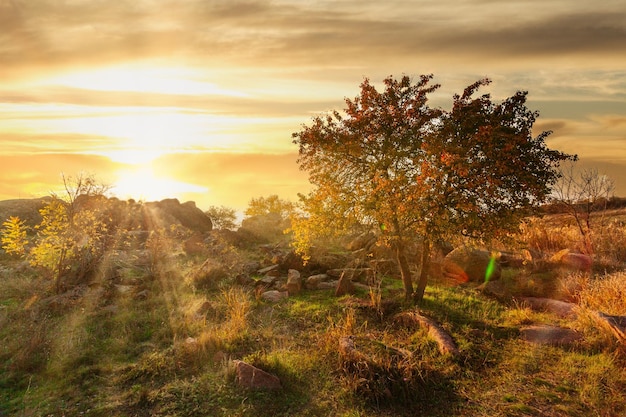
[292,75,574,302]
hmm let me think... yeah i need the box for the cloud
[0,86,339,118]
[0,132,122,154]
[1,0,625,201]
[2,0,625,81]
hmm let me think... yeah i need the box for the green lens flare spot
[485,252,497,283]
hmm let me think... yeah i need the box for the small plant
[220,287,252,337]
[1,216,29,257]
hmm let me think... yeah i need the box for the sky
[1,0,625,211]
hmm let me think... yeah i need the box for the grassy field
[2,212,626,416]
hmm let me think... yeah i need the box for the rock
[286,269,302,295]
[519,297,578,319]
[346,232,377,251]
[327,268,374,283]
[0,197,51,227]
[520,325,582,346]
[550,249,592,272]
[258,264,279,274]
[260,290,288,302]
[590,311,626,343]
[144,199,213,233]
[477,280,508,301]
[256,276,278,288]
[335,272,356,297]
[265,268,281,278]
[442,247,501,283]
[279,251,306,271]
[234,360,282,390]
[499,250,531,268]
[318,280,339,290]
[234,274,256,287]
[135,289,149,300]
[305,274,329,290]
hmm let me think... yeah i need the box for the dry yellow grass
[576,271,626,316]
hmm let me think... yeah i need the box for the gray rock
[261,290,288,302]
[258,264,279,275]
[286,269,302,295]
[520,325,582,346]
[318,280,339,290]
[305,274,329,290]
[519,297,578,319]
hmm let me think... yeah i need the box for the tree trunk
[55,247,67,294]
[413,236,431,304]
[394,241,413,301]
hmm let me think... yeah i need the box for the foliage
[292,75,574,302]
[15,173,112,293]
[551,160,615,254]
[28,198,109,292]
[1,216,29,257]
[205,205,238,230]
[244,194,295,219]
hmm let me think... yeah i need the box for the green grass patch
[3,248,626,417]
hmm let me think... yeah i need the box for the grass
[3,212,626,416]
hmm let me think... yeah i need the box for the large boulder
[441,247,501,283]
[345,232,377,252]
[144,199,212,233]
[550,249,592,272]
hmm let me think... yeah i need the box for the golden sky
[1,0,625,210]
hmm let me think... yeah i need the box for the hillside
[1,198,626,416]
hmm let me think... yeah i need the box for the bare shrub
[592,220,626,267]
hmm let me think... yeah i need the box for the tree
[551,161,615,254]
[205,205,238,230]
[1,216,29,257]
[292,75,573,302]
[244,195,295,219]
[28,173,111,293]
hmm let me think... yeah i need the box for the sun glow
[44,65,248,97]
[112,165,208,203]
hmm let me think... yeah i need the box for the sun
[112,164,208,203]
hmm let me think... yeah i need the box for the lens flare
[485,251,498,283]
